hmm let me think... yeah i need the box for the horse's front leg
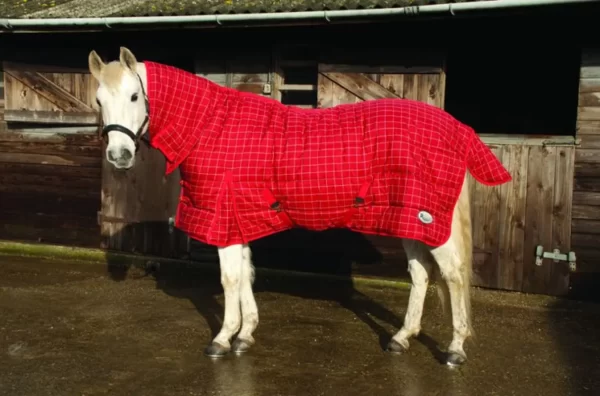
[205,244,244,358]
[231,244,259,353]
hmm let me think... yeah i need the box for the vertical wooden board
[521,146,557,294]
[469,146,502,288]
[551,146,575,295]
[496,145,528,291]
[427,74,442,108]
[403,74,418,101]
[317,73,335,108]
[379,74,404,98]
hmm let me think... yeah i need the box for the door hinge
[535,245,576,272]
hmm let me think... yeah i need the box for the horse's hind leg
[429,177,474,366]
[205,244,244,358]
[429,240,472,366]
[387,239,433,353]
[231,244,259,354]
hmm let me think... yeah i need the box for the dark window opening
[444,45,581,136]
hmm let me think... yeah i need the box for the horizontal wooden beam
[578,106,600,121]
[478,134,578,147]
[319,63,443,74]
[0,151,101,167]
[279,84,317,91]
[579,78,600,94]
[2,61,91,74]
[4,110,100,125]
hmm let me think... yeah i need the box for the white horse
[89,47,479,367]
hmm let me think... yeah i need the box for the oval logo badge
[418,211,433,224]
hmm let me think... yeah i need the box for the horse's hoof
[204,342,230,358]
[386,339,408,354]
[446,352,466,367]
[231,338,253,354]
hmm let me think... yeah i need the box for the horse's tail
[434,174,474,338]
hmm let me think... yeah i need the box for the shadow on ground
[104,225,448,363]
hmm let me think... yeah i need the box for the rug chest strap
[340,181,372,226]
[262,189,294,227]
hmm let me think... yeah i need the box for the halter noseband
[100,72,150,152]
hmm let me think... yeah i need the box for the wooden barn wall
[572,48,600,295]
[0,62,102,247]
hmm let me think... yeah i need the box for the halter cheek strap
[100,72,150,152]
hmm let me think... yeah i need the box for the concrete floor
[0,255,599,396]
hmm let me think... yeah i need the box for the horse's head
[89,47,149,170]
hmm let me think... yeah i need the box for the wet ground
[1,255,599,396]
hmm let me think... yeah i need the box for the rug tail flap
[466,134,512,186]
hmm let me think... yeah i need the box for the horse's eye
[131,93,138,102]
[96,98,101,107]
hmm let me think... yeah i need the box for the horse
[88,47,511,367]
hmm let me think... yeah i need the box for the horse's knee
[439,267,463,286]
[408,261,430,286]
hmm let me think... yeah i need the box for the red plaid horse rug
[144,61,512,248]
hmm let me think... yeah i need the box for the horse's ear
[119,46,137,71]
[88,50,105,81]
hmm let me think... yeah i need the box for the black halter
[101,72,150,152]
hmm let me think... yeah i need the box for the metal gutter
[0,0,597,31]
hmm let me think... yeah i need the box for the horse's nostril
[121,149,133,161]
[108,150,117,162]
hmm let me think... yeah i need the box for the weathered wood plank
[573,247,600,273]
[572,219,600,234]
[0,151,101,167]
[576,120,600,135]
[0,191,99,216]
[578,134,600,149]
[379,74,404,98]
[478,135,578,146]
[0,162,101,179]
[575,149,600,163]
[279,84,317,91]
[2,61,90,74]
[578,106,600,121]
[317,72,335,108]
[403,74,418,100]
[0,131,100,145]
[469,146,502,288]
[575,177,600,192]
[496,145,528,291]
[571,233,599,248]
[0,223,100,248]
[580,66,600,79]
[0,210,98,230]
[549,147,574,295]
[3,110,100,125]
[0,141,100,157]
[573,191,600,206]
[0,172,99,189]
[579,92,600,107]
[578,78,600,94]
[572,204,600,219]
[6,70,93,112]
[522,146,556,294]
[321,72,401,101]
[318,64,443,74]
[575,161,600,177]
